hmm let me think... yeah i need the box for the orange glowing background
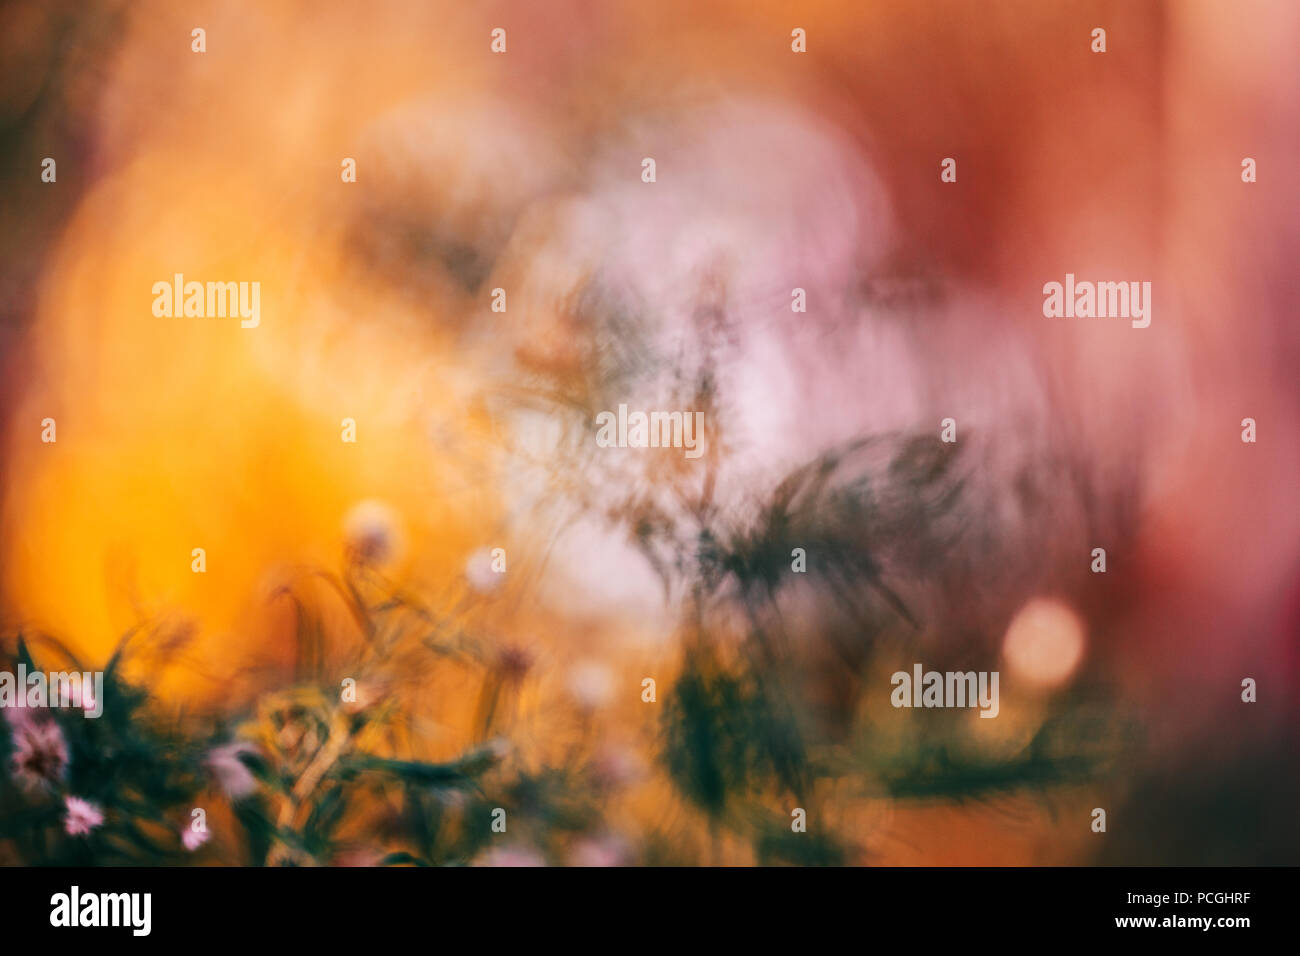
[1,0,1297,865]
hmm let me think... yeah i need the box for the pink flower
[181,826,210,851]
[78,682,99,718]
[570,834,631,867]
[63,796,104,836]
[206,742,259,800]
[590,745,645,791]
[8,717,68,791]
[477,846,546,867]
[2,702,33,732]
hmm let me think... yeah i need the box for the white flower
[464,547,503,594]
[566,660,615,711]
[206,742,259,800]
[342,499,404,566]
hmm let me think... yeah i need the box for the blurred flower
[493,644,534,684]
[340,676,390,715]
[1,702,33,732]
[9,717,68,791]
[333,845,384,867]
[465,547,504,594]
[63,678,98,718]
[570,834,631,867]
[206,742,259,800]
[63,796,104,836]
[590,744,646,790]
[80,683,97,716]
[1002,597,1087,689]
[434,788,468,810]
[342,499,403,566]
[567,660,615,711]
[182,826,210,852]
[477,845,546,867]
